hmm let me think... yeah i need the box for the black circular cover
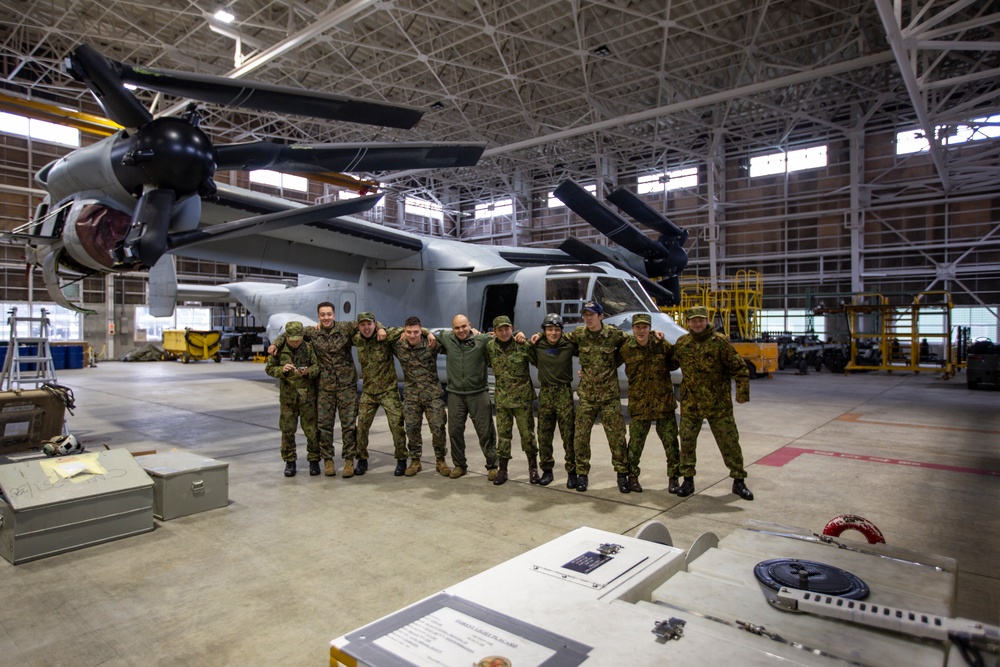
[754,558,869,599]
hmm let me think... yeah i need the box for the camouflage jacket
[486,338,535,408]
[673,324,750,418]
[620,335,678,419]
[274,321,358,392]
[393,336,444,398]
[353,327,405,396]
[265,341,318,398]
[565,323,627,403]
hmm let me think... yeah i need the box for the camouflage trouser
[495,403,536,461]
[357,389,408,461]
[402,384,448,460]
[628,413,679,478]
[318,385,358,461]
[447,391,497,471]
[678,411,746,479]
[537,384,575,473]
[279,388,319,462]
[573,397,627,475]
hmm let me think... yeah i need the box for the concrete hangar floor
[1,360,997,666]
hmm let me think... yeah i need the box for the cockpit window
[626,279,658,310]
[545,277,590,324]
[593,277,650,316]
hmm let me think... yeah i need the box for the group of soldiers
[265,299,754,500]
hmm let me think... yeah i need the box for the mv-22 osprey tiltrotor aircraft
[5,45,692,368]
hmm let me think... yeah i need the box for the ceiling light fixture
[214,8,235,23]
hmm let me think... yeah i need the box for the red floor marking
[757,446,1000,477]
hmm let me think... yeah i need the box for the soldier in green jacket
[353,312,424,477]
[619,312,680,494]
[436,314,497,481]
[265,321,319,477]
[563,300,628,493]
[673,305,754,500]
[394,316,451,477]
[526,313,576,487]
[485,315,536,486]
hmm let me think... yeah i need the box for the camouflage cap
[686,305,709,320]
[285,321,304,341]
[356,311,376,323]
[581,300,604,315]
[632,313,652,326]
[493,315,512,329]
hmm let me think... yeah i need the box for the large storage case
[0,449,154,564]
[135,450,229,520]
[0,389,65,454]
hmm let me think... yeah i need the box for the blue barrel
[67,345,85,369]
[51,345,67,370]
[20,345,37,372]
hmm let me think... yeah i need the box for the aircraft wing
[181,183,426,280]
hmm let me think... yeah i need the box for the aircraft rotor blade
[216,142,486,174]
[558,237,675,304]
[553,180,662,258]
[66,45,153,129]
[111,59,422,129]
[607,187,688,243]
[166,194,383,251]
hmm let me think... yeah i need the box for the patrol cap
[356,311,375,323]
[631,313,652,326]
[542,313,564,329]
[285,321,304,341]
[581,300,604,315]
[686,305,709,320]
[493,315,512,329]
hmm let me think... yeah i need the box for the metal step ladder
[1,307,59,391]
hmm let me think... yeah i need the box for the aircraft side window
[546,277,589,324]
[593,277,646,316]
[343,301,351,314]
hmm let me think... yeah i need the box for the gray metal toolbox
[0,448,154,564]
[135,450,229,520]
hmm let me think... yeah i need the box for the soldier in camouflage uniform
[619,312,680,494]
[270,302,369,478]
[394,316,451,477]
[526,313,576,487]
[265,321,319,477]
[563,300,628,493]
[353,312,417,477]
[673,305,754,500]
[485,315,536,486]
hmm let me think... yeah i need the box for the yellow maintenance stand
[843,291,956,378]
[662,271,777,378]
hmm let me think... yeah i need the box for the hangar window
[134,306,212,342]
[474,198,513,219]
[338,189,385,209]
[0,111,80,148]
[547,183,595,208]
[249,170,308,193]
[0,303,83,341]
[637,167,697,194]
[404,196,444,221]
[750,145,827,178]
[896,114,1000,155]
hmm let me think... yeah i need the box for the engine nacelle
[59,197,134,273]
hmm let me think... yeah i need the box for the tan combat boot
[323,459,336,477]
[341,459,355,478]
[435,459,452,476]
[404,458,422,476]
[487,467,498,481]
[449,466,467,479]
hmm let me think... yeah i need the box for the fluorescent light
[214,8,235,23]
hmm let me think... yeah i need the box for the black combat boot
[308,461,321,476]
[732,479,754,500]
[617,473,632,494]
[284,461,296,477]
[527,456,539,484]
[668,477,680,494]
[575,474,589,492]
[676,476,695,497]
[629,475,643,493]
[566,473,578,489]
[355,458,368,475]
[538,469,554,486]
[493,458,509,485]
[393,459,407,476]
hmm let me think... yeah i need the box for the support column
[707,130,725,290]
[849,113,864,294]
